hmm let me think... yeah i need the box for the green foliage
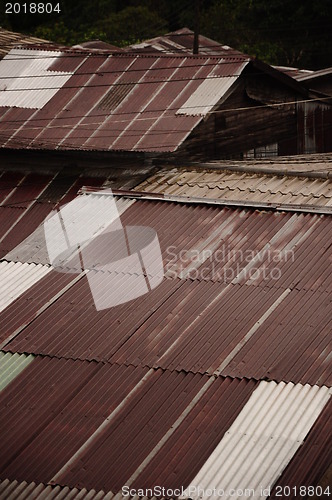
[2,0,332,69]
[95,6,168,46]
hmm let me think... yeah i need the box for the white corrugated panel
[0,351,35,391]
[0,479,114,499]
[0,48,73,109]
[176,64,248,116]
[5,195,135,266]
[0,261,51,312]
[183,381,332,499]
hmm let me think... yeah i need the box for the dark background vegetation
[1,0,332,69]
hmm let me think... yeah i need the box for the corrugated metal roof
[0,261,51,312]
[270,396,332,497]
[2,198,332,386]
[176,72,246,116]
[0,479,114,500]
[296,66,332,82]
[0,47,249,152]
[128,28,248,58]
[184,381,332,499]
[137,168,332,207]
[0,170,113,259]
[0,28,50,59]
[0,49,73,109]
[0,165,331,493]
[0,354,256,491]
[0,351,34,391]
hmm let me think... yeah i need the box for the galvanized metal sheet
[176,72,245,116]
[0,479,114,500]
[184,381,332,499]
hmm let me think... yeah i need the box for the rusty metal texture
[0,356,150,484]
[0,354,257,491]
[0,171,107,258]
[2,197,331,386]
[0,48,248,152]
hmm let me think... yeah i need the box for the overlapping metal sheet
[270,397,332,497]
[2,198,331,386]
[0,28,50,59]
[0,351,34,391]
[176,72,246,116]
[0,479,114,500]
[137,168,332,207]
[0,261,51,312]
[128,28,248,58]
[184,381,332,499]
[0,47,249,152]
[0,170,108,258]
[0,49,73,109]
[0,354,256,490]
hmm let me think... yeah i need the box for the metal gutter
[80,187,332,215]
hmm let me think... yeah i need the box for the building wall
[177,71,299,160]
[176,70,332,160]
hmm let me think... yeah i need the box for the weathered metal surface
[0,171,107,258]
[0,261,51,312]
[0,479,114,500]
[56,375,256,493]
[270,396,332,498]
[0,28,50,59]
[0,351,34,392]
[3,198,331,386]
[0,47,248,152]
[128,28,248,58]
[137,168,332,207]
[0,49,73,109]
[185,381,332,499]
[0,356,150,483]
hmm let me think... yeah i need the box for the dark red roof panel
[0,49,248,152]
[3,198,332,386]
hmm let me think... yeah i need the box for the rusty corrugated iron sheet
[185,381,332,498]
[0,170,108,258]
[0,354,256,491]
[270,396,332,498]
[0,479,114,500]
[2,197,331,386]
[0,47,249,152]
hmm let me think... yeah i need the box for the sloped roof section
[128,27,248,58]
[137,166,332,208]
[184,381,332,498]
[0,28,50,59]
[0,47,249,152]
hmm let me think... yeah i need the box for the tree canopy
[2,0,332,69]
